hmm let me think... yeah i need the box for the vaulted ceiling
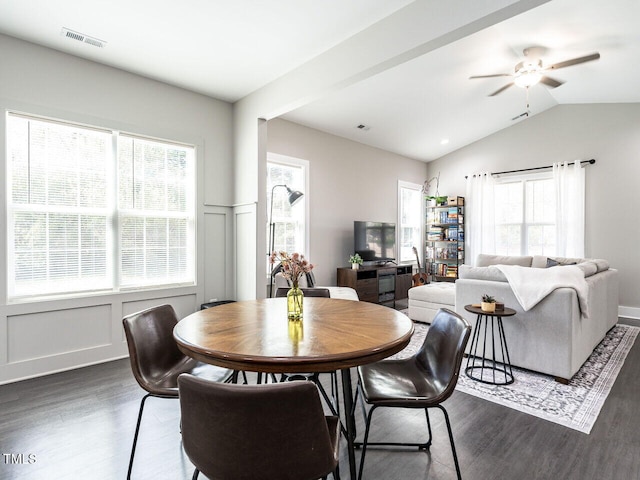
[1,0,638,161]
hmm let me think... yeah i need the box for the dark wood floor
[1,320,639,480]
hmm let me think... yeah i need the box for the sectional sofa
[455,254,618,382]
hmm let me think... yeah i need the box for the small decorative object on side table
[269,251,314,321]
[481,294,496,313]
[464,304,516,385]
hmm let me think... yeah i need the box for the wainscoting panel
[234,204,257,300]
[204,209,233,303]
[7,304,112,363]
[122,294,197,323]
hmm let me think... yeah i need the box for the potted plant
[349,253,363,270]
[481,294,496,313]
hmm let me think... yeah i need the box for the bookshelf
[425,196,464,282]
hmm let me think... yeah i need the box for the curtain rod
[464,159,595,179]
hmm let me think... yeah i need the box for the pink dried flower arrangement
[269,251,314,287]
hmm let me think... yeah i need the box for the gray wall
[0,34,235,383]
[267,118,427,286]
[427,103,640,311]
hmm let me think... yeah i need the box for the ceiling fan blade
[539,76,564,88]
[469,73,512,79]
[489,83,514,96]
[548,53,600,70]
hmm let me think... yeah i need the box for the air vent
[356,124,370,131]
[61,28,107,48]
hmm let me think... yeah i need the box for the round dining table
[173,297,414,479]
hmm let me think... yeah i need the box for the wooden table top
[174,298,414,373]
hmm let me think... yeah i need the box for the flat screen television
[354,221,396,263]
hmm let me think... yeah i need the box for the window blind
[6,113,195,300]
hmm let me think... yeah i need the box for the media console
[336,264,412,306]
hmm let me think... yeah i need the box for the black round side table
[464,304,517,385]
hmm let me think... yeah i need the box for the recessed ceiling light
[440,138,449,145]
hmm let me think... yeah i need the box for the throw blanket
[496,265,589,318]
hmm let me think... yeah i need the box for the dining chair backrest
[416,308,471,400]
[178,374,339,480]
[275,287,331,298]
[122,304,185,395]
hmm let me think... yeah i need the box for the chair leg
[357,404,378,480]
[333,462,341,480]
[192,468,199,479]
[421,408,433,450]
[436,405,462,480]
[127,393,151,480]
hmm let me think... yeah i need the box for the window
[398,181,423,263]
[6,112,195,300]
[494,174,556,256]
[266,155,307,274]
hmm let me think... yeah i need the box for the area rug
[392,319,638,434]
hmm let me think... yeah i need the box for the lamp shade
[286,187,304,206]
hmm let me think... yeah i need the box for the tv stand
[337,264,412,306]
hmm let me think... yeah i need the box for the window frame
[266,153,310,278]
[493,171,556,256]
[397,180,423,264]
[5,110,197,302]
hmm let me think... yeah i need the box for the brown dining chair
[275,287,339,414]
[178,374,341,480]
[274,287,331,298]
[122,304,234,480]
[355,308,471,480]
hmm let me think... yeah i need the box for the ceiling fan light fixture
[514,71,542,88]
[513,59,543,88]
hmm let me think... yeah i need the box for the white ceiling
[1,0,639,161]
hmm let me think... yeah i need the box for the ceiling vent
[356,124,370,131]
[60,28,107,48]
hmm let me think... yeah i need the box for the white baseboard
[619,306,640,320]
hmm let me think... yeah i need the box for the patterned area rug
[392,319,638,434]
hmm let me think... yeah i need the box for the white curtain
[465,172,496,265]
[553,160,585,257]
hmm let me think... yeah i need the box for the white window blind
[6,113,195,300]
[117,135,195,288]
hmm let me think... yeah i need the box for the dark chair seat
[359,358,446,406]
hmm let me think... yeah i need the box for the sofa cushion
[576,262,598,277]
[459,265,507,282]
[546,258,577,268]
[476,254,532,267]
[408,282,456,305]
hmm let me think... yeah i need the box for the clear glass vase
[287,285,304,321]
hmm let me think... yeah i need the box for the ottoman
[408,282,456,323]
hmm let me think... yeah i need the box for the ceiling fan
[470,47,600,96]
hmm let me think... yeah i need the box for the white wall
[0,34,235,383]
[267,118,426,286]
[427,103,640,312]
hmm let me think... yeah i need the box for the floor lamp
[268,184,304,297]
